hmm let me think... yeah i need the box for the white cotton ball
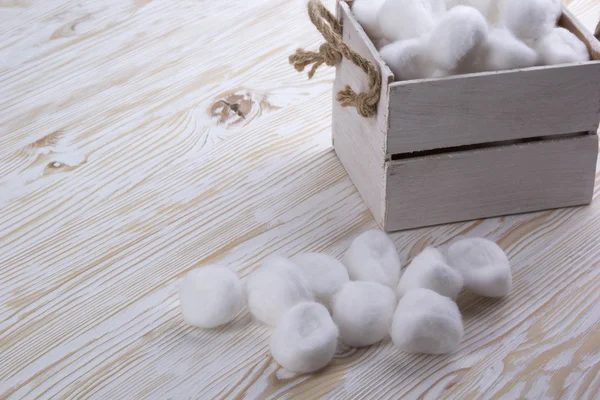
[353,0,387,39]
[342,229,403,288]
[290,252,350,307]
[396,247,463,300]
[446,0,493,19]
[246,256,314,326]
[391,288,463,354]
[331,281,397,347]
[379,39,436,81]
[447,238,512,297]
[374,37,392,50]
[377,0,446,41]
[502,0,561,40]
[270,302,338,373]
[426,5,489,72]
[476,27,537,71]
[534,27,590,65]
[179,265,244,328]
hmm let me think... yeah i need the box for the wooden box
[331,1,600,231]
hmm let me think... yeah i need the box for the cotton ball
[332,281,397,347]
[377,0,446,41]
[396,247,463,300]
[290,252,350,307]
[374,37,392,50]
[246,256,314,326]
[477,28,537,71]
[426,5,489,72]
[446,0,493,19]
[352,0,387,39]
[534,27,590,65]
[447,238,512,297]
[502,0,561,40]
[379,39,436,81]
[179,265,244,328]
[391,288,463,354]
[270,302,338,373]
[342,229,403,288]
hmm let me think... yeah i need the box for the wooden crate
[332,1,600,232]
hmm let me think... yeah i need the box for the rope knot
[337,86,377,118]
[319,43,341,66]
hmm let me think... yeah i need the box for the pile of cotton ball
[179,231,513,373]
[352,0,590,81]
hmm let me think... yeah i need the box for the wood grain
[332,1,393,227]
[1,0,599,399]
[384,134,598,231]
[387,60,600,154]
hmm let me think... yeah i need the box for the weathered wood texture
[386,5,600,154]
[384,134,598,231]
[332,1,392,227]
[388,59,600,154]
[1,1,600,399]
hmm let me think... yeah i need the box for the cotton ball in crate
[246,256,313,326]
[270,302,339,374]
[447,238,512,297]
[379,39,436,80]
[179,265,244,329]
[502,0,561,40]
[343,229,403,288]
[352,0,387,40]
[377,0,446,41]
[534,27,590,65]
[391,288,463,354]
[396,247,463,300]
[426,5,489,72]
[476,28,538,71]
[332,281,397,347]
[446,0,494,20]
[290,252,350,307]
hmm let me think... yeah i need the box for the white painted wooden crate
[331,1,600,232]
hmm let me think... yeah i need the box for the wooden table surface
[1,1,599,399]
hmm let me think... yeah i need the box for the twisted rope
[288,0,382,118]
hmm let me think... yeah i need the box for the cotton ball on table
[179,265,244,328]
[391,288,463,354]
[352,0,387,39]
[426,5,489,72]
[343,229,403,288]
[377,0,446,41]
[447,238,512,297]
[332,281,397,347]
[290,252,349,307]
[270,302,338,373]
[502,0,561,40]
[379,39,436,80]
[476,28,538,71]
[534,27,590,65]
[396,247,463,300]
[246,256,313,326]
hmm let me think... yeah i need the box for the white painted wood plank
[387,61,600,154]
[332,1,393,226]
[385,134,598,231]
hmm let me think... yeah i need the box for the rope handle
[289,0,382,118]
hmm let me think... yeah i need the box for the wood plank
[387,60,600,154]
[384,134,598,231]
[1,0,600,399]
[332,0,393,226]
